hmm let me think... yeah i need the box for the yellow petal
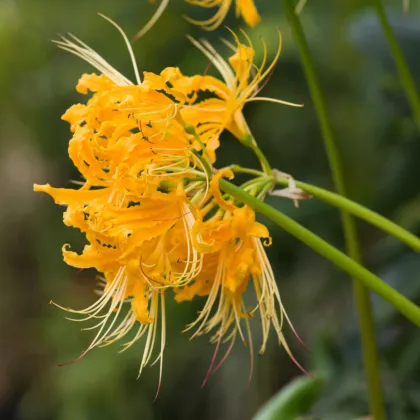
[62,244,119,271]
[34,184,109,206]
[76,73,116,94]
[210,168,236,212]
[228,43,255,78]
[236,0,261,27]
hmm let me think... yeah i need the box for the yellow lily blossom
[35,80,205,379]
[175,169,305,384]
[134,0,261,41]
[34,18,211,386]
[34,16,305,387]
[175,30,303,149]
[133,0,306,58]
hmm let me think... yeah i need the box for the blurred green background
[1,0,420,419]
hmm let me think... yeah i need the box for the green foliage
[253,376,322,420]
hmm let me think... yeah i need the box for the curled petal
[210,168,236,212]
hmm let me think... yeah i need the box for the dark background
[1,0,420,418]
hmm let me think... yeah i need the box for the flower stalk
[220,179,420,328]
[371,0,420,133]
[232,164,420,254]
[274,176,420,254]
[283,1,386,418]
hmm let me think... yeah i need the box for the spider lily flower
[36,172,205,382]
[54,20,219,162]
[185,0,261,31]
[175,169,305,384]
[175,30,303,149]
[134,0,261,42]
[33,15,305,387]
[34,96,205,382]
[33,17,213,385]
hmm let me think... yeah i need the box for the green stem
[242,124,272,174]
[230,165,265,178]
[190,149,212,181]
[371,0,420,132]
[220,179,420,328]
[249,142,272,175]
[275,177,420,253]
[229,165,420,251]
[283,1,385,418]
[256,181,274,200]
[240,176,267,190]
[232,164,420,252]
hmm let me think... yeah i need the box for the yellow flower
[175,30,303,147]
[185,0,261,31]
[34,19,211,385]
[38,169,204,380]
[134,0,261,41]
[34,16,305,386]
[136,0,308,39]
[175,169,304,383]
[35,109,204,379]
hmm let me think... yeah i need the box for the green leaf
[253,376,322,420]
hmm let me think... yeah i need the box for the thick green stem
[283,1,385,418]
[231,165,420,253]
[220,179,420,328]
[371,0,420,132]
[275,177,420,253]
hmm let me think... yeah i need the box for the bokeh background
[1,0,420,419]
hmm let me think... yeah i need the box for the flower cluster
[34,19,305,388]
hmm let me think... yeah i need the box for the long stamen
[133,0,170,42]
[244,313,254,388]
[201,331,223,388]
[98,14,141,85]
[54,35,132,86]
[210,331,237,374]
[154,293,166,401]
[185,0,233,31]
[246,97,304,107]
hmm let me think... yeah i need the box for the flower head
[34,18,211,388]
[34,16,306,388]
[135,0,261,41]
[175,169,305,384]
[175,30,303,148]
